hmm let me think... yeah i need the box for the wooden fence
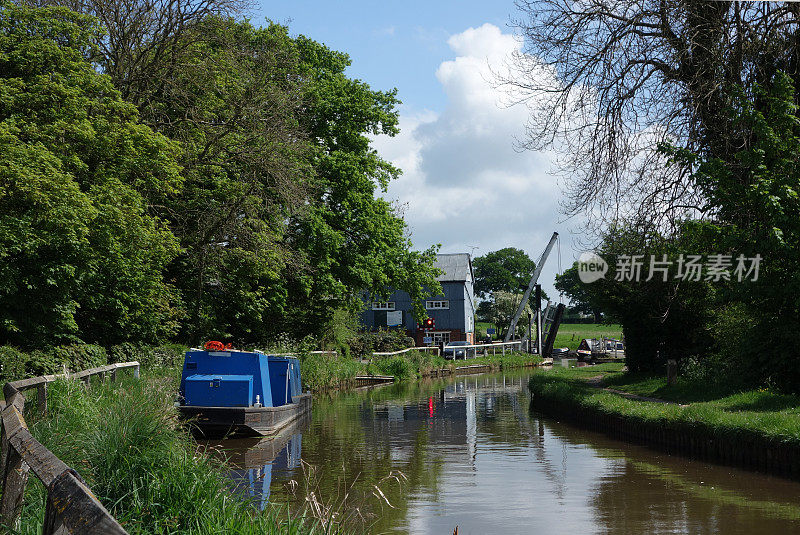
[1,362,140,534]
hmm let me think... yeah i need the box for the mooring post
[667,359,677,386]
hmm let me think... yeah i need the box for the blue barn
[360,253,476,346]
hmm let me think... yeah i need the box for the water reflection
[201,415,307,511]
[212,372,800,534]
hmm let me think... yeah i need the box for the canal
[206,370,800,534]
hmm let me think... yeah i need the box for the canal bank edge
[308,352,544,392]
[528,375,800,480]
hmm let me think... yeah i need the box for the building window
[426,300,449,310]
[431,331,451,345]
[372,302,395,311]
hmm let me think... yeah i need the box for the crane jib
[504,231,559,343]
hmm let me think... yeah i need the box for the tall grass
[19,376,316,535]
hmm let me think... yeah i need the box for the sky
[253,1,584,299]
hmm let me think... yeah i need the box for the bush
[51,344,107,370]
[347,329,414,357]
[377,356,413,379]
[0,346,27,382]
[108,343,187,368]
[0,344,112,383]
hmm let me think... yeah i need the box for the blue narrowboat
[177,346,312,437]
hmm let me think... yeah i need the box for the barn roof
[434,254,473,282]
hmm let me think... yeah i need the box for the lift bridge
[503,232,566,358]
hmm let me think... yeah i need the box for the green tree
[664,72,800,389]
[0,1,182,347]
[479,291,532,339]
[555,263,603,322]
[473,248,536,298]
[131,17,312,344]
[284,35,440,331]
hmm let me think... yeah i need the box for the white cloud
[373,23,582,297]
[374,25,396,37]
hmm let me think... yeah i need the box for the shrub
[0,346,27,382]
[347,329,414,357]
[25,349,62,376]
[377,356,413,380]
[108,343,187,368]
[51,344,108,371]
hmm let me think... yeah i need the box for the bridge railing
[1,362,139,534]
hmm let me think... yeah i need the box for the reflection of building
[360,253,477,345]
[369,375,528,463]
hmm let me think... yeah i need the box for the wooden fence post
[133,365,140,380]
[110,368,117,383]
[667,359,678,386]
[1,401,30,530]
[37,383,47,416]
[42,488,68,535]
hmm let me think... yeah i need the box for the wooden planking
[7,427,69,487]
[43,470,127,534]
[0,363,141,535]
[6,362,140,393]
[0,441,29,528]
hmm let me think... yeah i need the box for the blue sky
[253,1,580,299]
[252,1,518,112]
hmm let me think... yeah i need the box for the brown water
[209,371,800,534]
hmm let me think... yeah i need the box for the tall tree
[284,35,440,330]
[473,248,536,299]
[554,264,603,322]
[506,1,800,230]
[0,1,182,347]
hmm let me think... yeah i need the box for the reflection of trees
[539,418,800,534]
[267,382,447,533]
[223,370,800,534]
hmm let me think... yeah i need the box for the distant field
[555,323,622,350]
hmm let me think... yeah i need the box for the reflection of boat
[201,414,309,510]
[178,347,312,437]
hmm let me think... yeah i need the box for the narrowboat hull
[179,393,312,437]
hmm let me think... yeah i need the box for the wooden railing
[371,346,440,357]
[275,342,525,360]
[1,362,140,534]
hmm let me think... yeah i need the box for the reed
[18,376,318,535]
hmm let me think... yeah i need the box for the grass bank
[17,375,318,535]
[301,350,541,390]
[529,363,800,478]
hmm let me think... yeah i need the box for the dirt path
[584,375,688,406]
